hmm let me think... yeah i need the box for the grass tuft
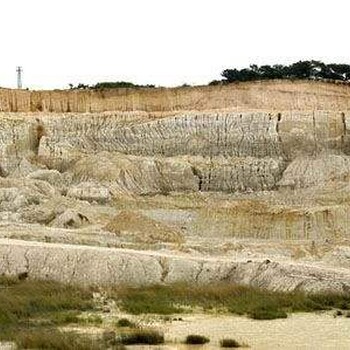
[113,284,183,315]
[185,334,210,344]
[118,329,164,345]
[52,311,81,325]
[0,328,104,350]
[220,338,241,348]
[0,275,21,286]
[249,306,287,320]
[116,318,135,328]
[79,315,103,325]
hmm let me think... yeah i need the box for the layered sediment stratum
[1,80,350,292]
[2,80,350,112]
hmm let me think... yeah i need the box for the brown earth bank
[2,80,350,112]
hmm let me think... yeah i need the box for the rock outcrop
[0,239,349,293]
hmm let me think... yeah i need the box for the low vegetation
[0,275,350,348]
[51,311,81,324]
[69,81,156,90]
[0,276,97,348]
[185,334,210,344]
[113,284,183,315]
[0,275,93,329]
[80,314,103,325]
[249,305,287,320]
[220,338,241,348]
[118,329,164,345]
[112,283,350,320]
[116,317,136,328]
[0,328,106,350]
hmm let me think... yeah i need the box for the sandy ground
[129,312,350,350]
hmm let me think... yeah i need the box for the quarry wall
[2,80,350,287]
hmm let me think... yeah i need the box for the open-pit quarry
[1,80,350,348]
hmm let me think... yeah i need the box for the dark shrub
[220,338,241,348]
[119,329,164,345]
[116,318,135,328]
[185,334,210,344]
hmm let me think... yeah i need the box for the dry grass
[104,210,184,244]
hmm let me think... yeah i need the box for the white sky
[1,0,350,90]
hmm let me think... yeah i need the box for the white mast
[16,66,23,89]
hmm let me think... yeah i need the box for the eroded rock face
[2,109,350,195]
[67,153,199,195]
[2,80,350,112]
[0,178,56,212]
[0,116,38,175]
[0,239,349,293]
[1,81,350,290]
[35,110,349,160]
[279,154,350,188]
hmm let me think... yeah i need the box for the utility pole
[16,66,23,89]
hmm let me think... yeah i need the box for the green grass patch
[110,283,350,320]
[113,284,183,315]
[248,305,287,320]
[1,275,350,334]
[79,314,103,325]
[0,276,93,329]
[0,328,106,350]
[51,311,81,325]
[0,276,104,348]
